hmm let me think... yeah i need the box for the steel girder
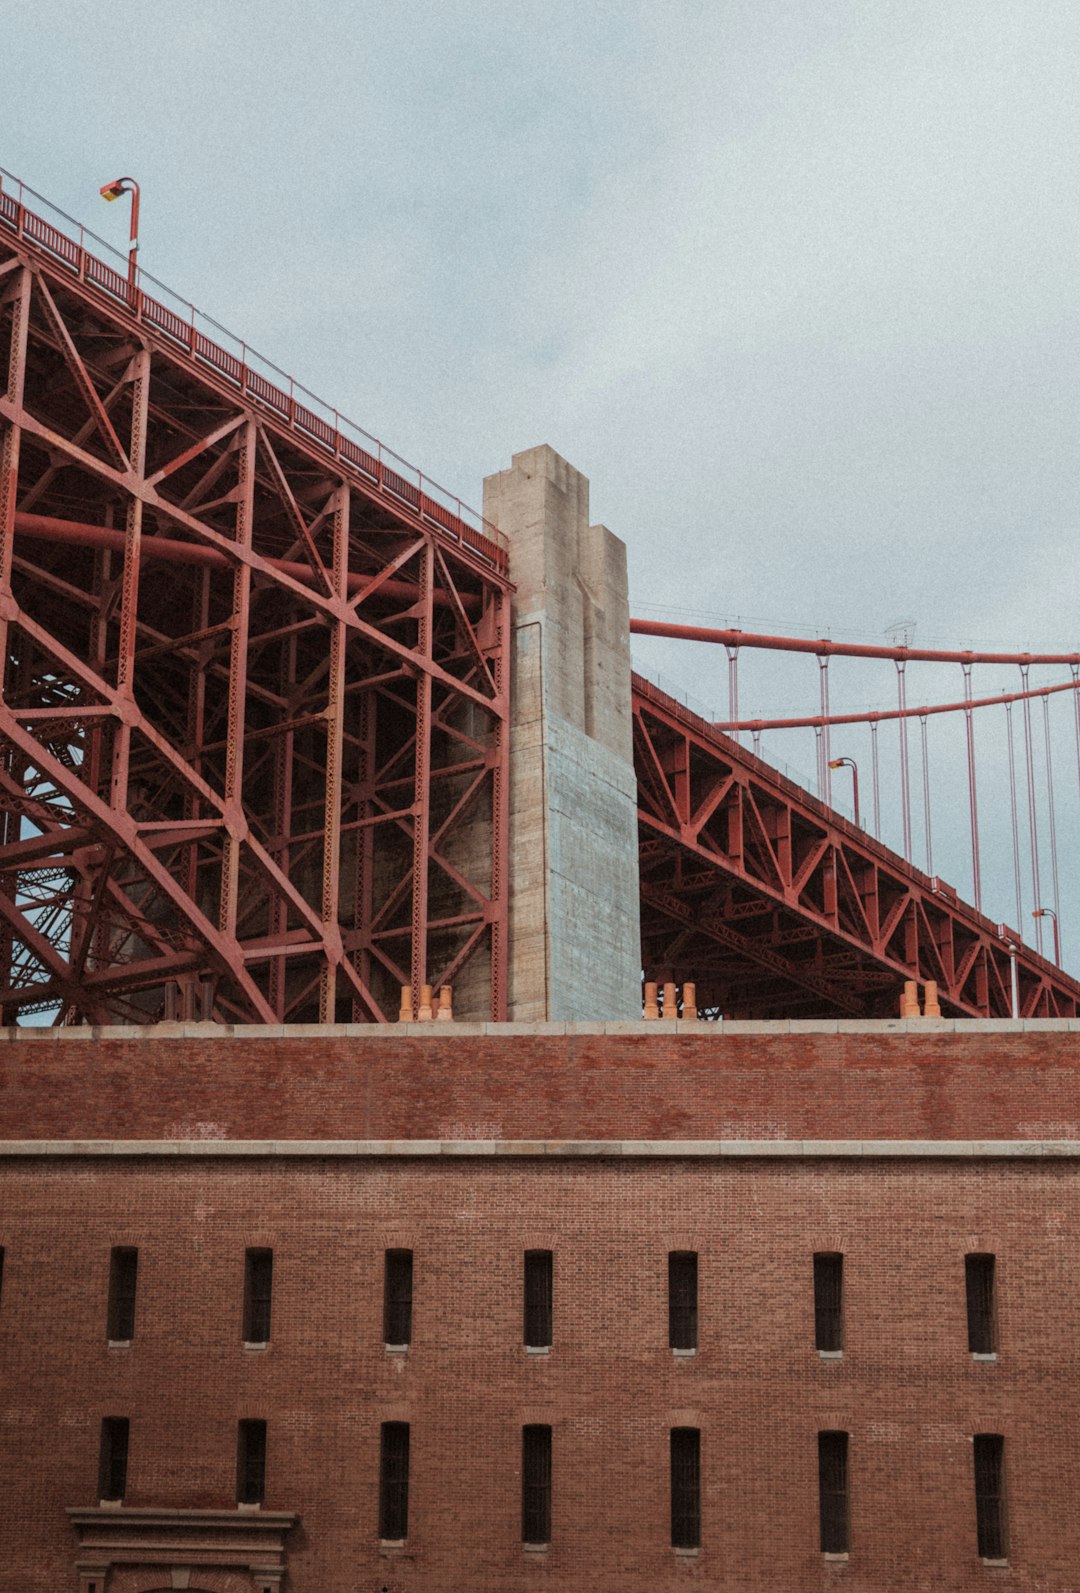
[632,675,1080,1020]
[0,205,510,1027]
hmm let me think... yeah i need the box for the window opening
[974,1434,1007,1559]
[670,1427,701,1549]
[524,1250,553,1348]
[522,1424,552,1544]
[814,1252,843,1351]
[965,1254,996,1354]
[98,1416,129,1502]
[243,1248,273,1344]
[379,1421,410,1540]
[237,1418,267,1505]
[818,1431,849,1553]
[107,1247,138,1341]
[668,1251,698,1350]
[383,1250,413,1345]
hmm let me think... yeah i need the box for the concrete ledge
[2,1139,1080,1159]
[3,1017,1080,1040]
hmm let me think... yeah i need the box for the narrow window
[965,1254,996,1354]
[237,1418,267,1505]
[668,1251,698,1350]
[522,1424,552,1544]
[243,1249,273,1344]
[98,1416,129,1502]
[379,1422,410,1540]
[818,1431,849,1553]
[107,1247,138,1341]
[383,1250,413,1346]
[524,1250,553,1348]
[814,1252,843,1352]
[670,1427,700,1549]
[974,1434,1007,1559]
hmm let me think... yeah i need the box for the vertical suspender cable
[726,646,740,744]
[1005,701,1023,931]
[752,729,762,758]
[920,713,933,876]
[962,663,982,910]
[819,656,832,804]
[1020,664,1043,953]
[1041,692,1061,929]
[815,725,824,799]
[896,661,912,859]
[1072,663,1080,796]
[870,721,881,838]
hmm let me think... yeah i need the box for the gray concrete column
[483,445,641,1021]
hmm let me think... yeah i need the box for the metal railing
[0,164,508,578]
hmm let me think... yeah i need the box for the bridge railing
[0,164,508,579]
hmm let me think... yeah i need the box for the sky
[3,0,1080,973]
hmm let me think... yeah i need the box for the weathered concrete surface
[484,446,641,1021]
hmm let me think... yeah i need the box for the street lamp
[98,177,140,295]
[1033,907,1061,966]
[828,756,860,827]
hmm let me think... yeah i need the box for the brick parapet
[2,1022,1080,1144]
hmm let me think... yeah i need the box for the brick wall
[2,1023,1079,1592]
[3,1021,1080,1143]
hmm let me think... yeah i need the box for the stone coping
[5,1138,1080,1159]
[2,1017,1080,1040]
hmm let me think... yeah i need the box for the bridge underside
[633,675,1080,1020]
[0,195,510,1026]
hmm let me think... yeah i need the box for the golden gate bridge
[2,165,1078,1024]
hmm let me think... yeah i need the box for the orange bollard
[398,985,414,1023]
[923,980,940,1018]
[418,984,434,1022]
[682,982,698,1021]
[435,984,453,1021]
[662,981,678,1019]
[643,981,660,1020]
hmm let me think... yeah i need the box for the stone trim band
[2,1139,1079,1159]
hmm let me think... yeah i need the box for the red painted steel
[0,178,511,1026]
[630,617,1080,667]
[718,675,1080,731]
[631,673,1080,1019]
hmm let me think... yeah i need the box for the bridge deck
[633,673,1080,1019]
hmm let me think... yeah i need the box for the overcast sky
[4,0,1080,971]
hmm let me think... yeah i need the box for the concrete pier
[484,445,641,1021]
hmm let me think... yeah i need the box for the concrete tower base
[484,445,641,1021]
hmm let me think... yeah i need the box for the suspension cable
[962,662,982,911]
[1005,702,1023,931]
[870,721,881,838]
[819,657,832,804]
[1042,692,1061,932]
[715,674,1080,731]
[1020,666,1043,954]
[630,617,1080,666]
[896,661,912,860]
[920,713,933,876]
[725,645,740,744]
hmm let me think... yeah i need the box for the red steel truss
[0,182,511,1026]
[632,674,1080,1019]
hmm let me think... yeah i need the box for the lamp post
[1033,907,1061,966]
[98,177,140,296]
[828,756,860,827]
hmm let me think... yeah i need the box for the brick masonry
[2,1021,1080,1591]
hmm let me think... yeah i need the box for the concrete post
[483,445,641,1021]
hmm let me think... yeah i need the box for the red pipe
[13,511,477,612]
[631,617,1080,667]
[715,676,1080,732]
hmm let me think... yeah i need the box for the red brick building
[2,1019,1080,1591]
